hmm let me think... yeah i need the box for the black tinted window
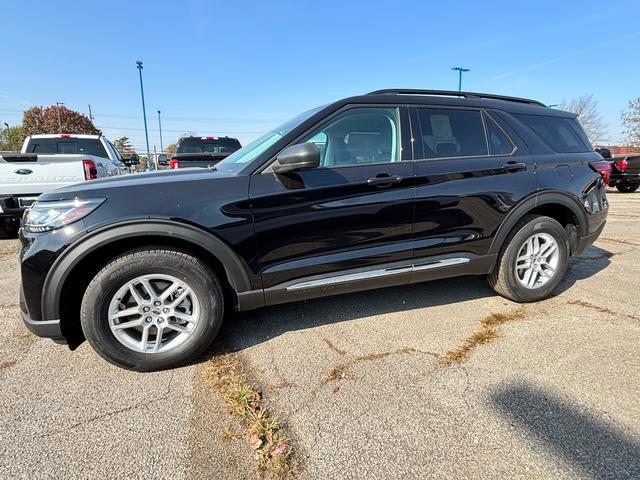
[176,137,241,155]
[26,138,108,157]
[484,113,514,155]
[515,114,589,153]
[416,108,487,158]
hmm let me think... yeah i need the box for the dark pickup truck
[596,147,640,193]
[169,136,241,169]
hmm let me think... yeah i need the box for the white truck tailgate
[0,157,85,195]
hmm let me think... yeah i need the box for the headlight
[23,198,106,233]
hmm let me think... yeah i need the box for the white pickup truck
[0,134,131,237]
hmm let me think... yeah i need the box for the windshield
[215,105,325,173]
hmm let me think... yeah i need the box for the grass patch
[567,300,640,322]
[438,309,524,366]
[322,346,422,383]
[202,354,297,479]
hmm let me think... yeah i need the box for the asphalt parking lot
[0,192,638,480]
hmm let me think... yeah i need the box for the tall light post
[157,110,163,153]
[451,67,470,92]
[136,61,152,171]
[55,102,65,133]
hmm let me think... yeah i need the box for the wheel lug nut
[162,308,169,313]
[143,307,150,312]
[154,301,161,307]
[158,318,165,323]
[144,317,152,323]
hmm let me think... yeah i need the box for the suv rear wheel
[488,215,569,302]
[616,182,639,193]
[80,248,223,371]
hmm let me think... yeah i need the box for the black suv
[169,135,242,169]
[19,89,608,371]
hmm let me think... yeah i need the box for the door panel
[410,106,535,262]
[249,105,415,292]
[250,161,415,289]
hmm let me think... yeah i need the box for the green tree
[22,105,101,137]
[0,123,24,151]
[622,97,640,146]
[113,136,134,156]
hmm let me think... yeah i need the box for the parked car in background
[0,134,133,237]
[19,89,608,371]
[169,136,241,169]
[595,147,640,193]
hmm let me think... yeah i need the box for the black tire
[488,215,570,303]
[80,248,223,371]
[616,183,639,193]
[0,222,19,239]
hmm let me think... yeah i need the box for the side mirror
[129,153,140,165]
[273,143,320,173]
[157,154,168,165]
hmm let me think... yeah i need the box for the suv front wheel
[488,215,570,302]
[80,248,223,371]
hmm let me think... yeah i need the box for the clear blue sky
[2,0,639,150]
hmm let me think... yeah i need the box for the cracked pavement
[1,191,639,479]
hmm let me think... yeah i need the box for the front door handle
[501,161,527,172]
[367,174,402,187]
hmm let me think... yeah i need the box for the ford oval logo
[14,168,33,175]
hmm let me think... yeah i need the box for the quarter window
[298,107,400,167]
[484,113,514,155]
[416,108,488,159]
[514,114,589,153]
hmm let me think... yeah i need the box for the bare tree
[621,97,640,146]
[559,94,608,144]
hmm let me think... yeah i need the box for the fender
[488,190,588,256]
[41,219,253,321]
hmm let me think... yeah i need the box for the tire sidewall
[81,251,222,371]
[501,217,570,302]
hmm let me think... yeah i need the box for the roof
[339,89,575,117]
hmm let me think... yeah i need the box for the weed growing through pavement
[202,354,297,479]
[438,309,525,366]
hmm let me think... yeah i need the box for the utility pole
[450,67,471,91]
[55,102,65,133]
[136,61,152,171]
[153,145,158,170]
[88,104,94,121]
[157,110,163,153]
[3,122,11,149]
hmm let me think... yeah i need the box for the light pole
[451,67,470,92]
[157,110,163,153]
[136,61,152,171]
[55,102,65,133]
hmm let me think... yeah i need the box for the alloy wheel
[515,233,560,289]
[107,274,200,353]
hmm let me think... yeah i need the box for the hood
[39,168,239,201]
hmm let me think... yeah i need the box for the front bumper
[20,304,65,342]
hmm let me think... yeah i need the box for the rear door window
[484,113,515,155]
[514,114,590,153]
[416,108,488,159]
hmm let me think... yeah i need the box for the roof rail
[366,89,546,107]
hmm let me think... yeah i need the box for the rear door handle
[501,161,527,172]
[367,174,402,187]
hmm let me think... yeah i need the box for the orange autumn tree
[22,105,101,137]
